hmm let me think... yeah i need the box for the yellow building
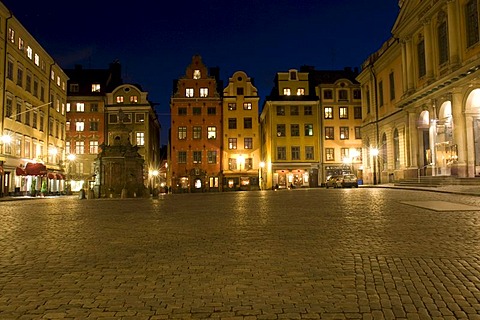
[261,69,321,189]
[312,68,363,183]
[359,0,480,183]
[222,71,261,190]
[0,3,68,196]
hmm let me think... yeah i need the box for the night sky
[3,0,400,144]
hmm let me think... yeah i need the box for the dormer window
[91,84,101,92]
[116,96,124,103]
[193,69,201,79]
[297,88,305,96]
[283,88,291,96]
[289,70,297,80]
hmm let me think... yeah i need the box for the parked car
[339,174,359,188]
[325,175,342,188]
[325,174,359,188]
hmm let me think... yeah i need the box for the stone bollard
[78,189,86,200]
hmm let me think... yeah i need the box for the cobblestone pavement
[1,188,480,319]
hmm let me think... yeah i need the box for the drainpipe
[1,11,13,139]
[369,64,381,184]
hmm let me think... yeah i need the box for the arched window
[394,129,400,169]
[381,133,387,171]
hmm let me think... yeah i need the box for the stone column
[405,38,414,92]
[401,40,408,95]
[447,0,460,65]
[407,110,419,168]
[451,90,468,177]
[423,19,434,80]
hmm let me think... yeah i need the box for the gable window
[130,95,138,103]
[297,88,305,95]
[193,69,201,79]
[91,84,101,92]
[283,88,291,96]
[338,89,348,101]
[116,96,124,103]
[200,88,208,97]
[237,87,244,95]
[186,88,194,97]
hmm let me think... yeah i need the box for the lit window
[243,102,252,110]
[34,54,40,66]
[228,103,236,110]
[325,148,334,161]
[193,151,202,164]
[8,28,14,43]
[178,126,187,140]
[340,127,349,139]
[57,76,61,86]
[19,38,24,50]
[51,70,55,80]
[66,103,71,112]
[193,69,201,79]
[324,107,333,119]
[76,121,85,132]
[130,95,138,103]
[91,84,101,92]
[116,96,124,103]
[75,141,85,154]
[89,141,99,154]
[200,88,208,97]
[304,124,314,136]
[135,113,145,123]
[193,126,202,139]
[283,88,291,96]
[297,88,305,95]
[207,151,216,164]
[76,103,85,112]
[339,107,348,119]
[228,138,237,150]
[136,132,145,146]
[244,138,253,149]
[207,126,216,139]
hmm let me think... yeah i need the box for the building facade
[64,62,122,192]
[260,69,321,189]
[222,71,261,191]
[358,0,480,183]
[0,4,68,197]
[169,55,223,193]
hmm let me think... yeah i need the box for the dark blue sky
[3,0,400,144]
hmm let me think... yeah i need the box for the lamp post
[151,169,159,195]
[259,161,265,190]
[371,148,379,185]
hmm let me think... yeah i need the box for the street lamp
[371,148,379,185]
[259,161,265,190]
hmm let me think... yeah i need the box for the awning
[48,172,56,179]
[16,167,26,176]
[56,173,64,180]
[25,162,47,176]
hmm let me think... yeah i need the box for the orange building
[169,55,223,193]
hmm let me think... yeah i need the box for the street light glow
[67,154,76,161]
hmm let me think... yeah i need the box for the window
[237,87,244,95]
[193,69,201,79]
[178,126,187,140]
[116,96,124,103]
[135,113,145,123]
[178,107,187,115]
[389,72,395,101]
[193,107,201,115]
[277,146,286,160]
[276,106,285,115]
[341,148,350,160]
[245,158,253,170]
[70,83,79,92]
[228,103,236,110]
[290,106,299,115]
[228,118,237,129]
[304,124,313,136]
[91,84,101,92]
[6,98,12,118]
[75,141,85,154]
[244,137,253,149]
[379,81,384,106]
[207,151,217,164]
[33,78,38,97]
[438,18,449,65]
[15,102,22,122]
[39,113,44,131]
[76,121,85,132]
[228,158,237,170]
[339,107,348,119]
[207,126,216,139]
[186,88,194,97]
[243,102,252,110]
[354,106,362,119]
[17,67,23,87]
[90,121,99,131]
[178,151,187,163]
[90,141,99,154]
[8,27,14,43]
[291,124,300,136]
[18,37,24,50]
[297,88,305,95]
[353,89,361,99]
[289,70,297,80]
[323,90,333,100]
[338,90,348,101]
[7,60,14,80]
[228,138,237,150]
[193,126,202,139]
[33,110,38,129]
[304,106,313,115]
[305,146,314,160]
[291,146,300,160]
[283,88,291,96]
[207,107,216,115]
[276,124,286,137]
[340,127,349,140]
[136,132,145,146]
[418,39,426,78]
[25,106,31,126]
[325,127,334,140]
[324,107,333,119]
[24,139,30,158]
[193,151,202,163]
[130,96,138,103]
[66,121,70,131]
[76,103,85,112]
[27,47,33,60]
[244,117,252,129]
[200,88,208,97]
[26,73,32,92]
[326,148,334,161]
[34,54,40,66]
[466,0,479,48]
[394,129,400,169]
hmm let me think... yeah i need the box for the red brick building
[169,55,223,193]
